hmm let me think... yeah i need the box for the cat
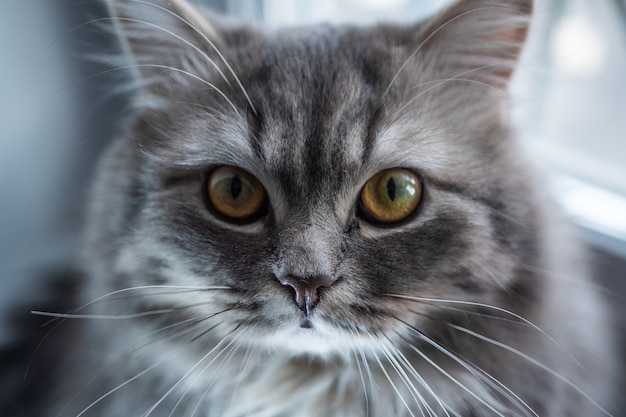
[36,0,618,415]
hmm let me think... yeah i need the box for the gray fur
[48,0,616,416]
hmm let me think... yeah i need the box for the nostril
[279,274,336,315]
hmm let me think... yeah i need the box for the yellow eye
[207,166,267,221]
[359,168,422,224]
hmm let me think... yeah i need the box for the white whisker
[131,308,235,355]
[37,285,230,327]
[388,76,505,127]
[449,324,614,417]
[394,317,538,417]
[105,16,231,82]
[409,342,507,416]
[168,332,242,417]
[349,329,371,416]
[75,360,164,417]
[174,100,231,120]
[135,63,242,113]
[227,343,258,409]
[146,308,231,339]
[189,337,244,417]
[33,298,229,321]
[32,309,174,320]
[383,7,501,98]
[55,62,240,114]
[376,340,436,417]
[82,285,230,311]
[124,0,258,114]
[385,293,574,364]
[369,336,418,417]
[141,327,242,417]
[26,284,230,374]
[384,336,454,417]
[397,293,589,373]
[377,340,429,416]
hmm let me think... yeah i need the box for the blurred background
[0,0,624,414]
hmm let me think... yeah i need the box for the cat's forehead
[240,30,385,199]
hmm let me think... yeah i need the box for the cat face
[91,0,536,359]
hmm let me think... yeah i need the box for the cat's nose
[278,275,336,315]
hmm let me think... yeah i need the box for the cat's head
[90,0,536,357]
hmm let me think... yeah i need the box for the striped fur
[45,0,616,416]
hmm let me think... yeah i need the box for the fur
[37,0,617,416]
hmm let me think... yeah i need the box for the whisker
[82,284,230,308]
[191,336,244,417]
[393,293,589,374]
[384,293,575,364]
[59,309,231,416]
[174,100,231,120]
[384,335,454,417]
[168,331,242,417]
[376,339,435,417]
[393,317,538,417]
[388,76,506,126]
[383,6,505,98]
[77,15,231,84]
[38,285,230,327]
[348,329,370,416]
[26,286,231,379]
[189,378,215,417]
[32,298,231,321]
[449,324,614,417]
[132,308,236,354]
[141,326,242,417]
[145,307,234,339]
[124,0,257,114]
[355,329,382,415]
[135,64,242,113]
[460,358,537,417]
[408,343,507,417]
[189,315,235,343]
[368,335,418,417]
[54,62,240,115]
[405,75,504,94]
[75,360,164,417]
[24,318,67,381]
[225,342,258,411]
[88,289,229,308]
[386,48,546,128]
[68,1,258,116]
[410,302,529,328]
[32,309,174,320]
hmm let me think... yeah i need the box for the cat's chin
[250,318,370,358]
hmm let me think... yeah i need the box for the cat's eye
[207,166,267,222]
[359,168,422,224]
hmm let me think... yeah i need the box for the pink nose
[279,275,335,315]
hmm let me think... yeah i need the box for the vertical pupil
[386,177,396,201]
[230,175,242,200]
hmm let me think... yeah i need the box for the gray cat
[45,0,617,415]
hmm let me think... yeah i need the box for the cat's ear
[418,0,532,89]
[106,0,229,98]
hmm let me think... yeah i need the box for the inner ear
[418,0,533,89]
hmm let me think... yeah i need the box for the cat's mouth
[274,325,351,356]
[299,317,313,329]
